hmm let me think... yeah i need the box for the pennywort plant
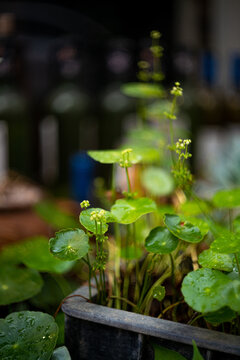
[48,30,240,336]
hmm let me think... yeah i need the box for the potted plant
[47,32,240,359]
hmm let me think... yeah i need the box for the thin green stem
[188,313,203,326]
[114,223,121,309]
[109,296,136,309]
[125,167,132,193]
[86,254,92,300]
[234,253,240,275]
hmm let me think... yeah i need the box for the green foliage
[192,340,204,360]
[210,232,240,254]
[111,197,157,224]
[152,343,187,360]
[213,188,240,208]
[49,229,89,261]
[152,285,165,301]
[0,311,58,360]
[145,226,178,254]
[198,249,234,272]
[51,346,71,360]
[141,167,174,196]
[203,307,237,326]
[164,214,204,243]
[0,265,43,306]
[182,268,240,313]
[4,237,75,274]
[88,149,141,164]
[121,82,165,99]
[120,246,143,260]
[34,201,78,229]
[79,208,114,234]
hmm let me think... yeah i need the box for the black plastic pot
[62,286,240,360]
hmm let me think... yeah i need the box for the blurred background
[0,0,240,245]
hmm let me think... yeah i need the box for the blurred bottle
[0,13,31,178]
[44,42,91,187]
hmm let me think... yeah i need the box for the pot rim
[62,285,240,356]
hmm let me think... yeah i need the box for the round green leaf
[180,216,209,238]
[164,214,204,243]
[125,147,160,164]
[49,229,89,261]
[145,226,178,254]
[153,285,166,302]
[111,197,157,224]
[88,150,141,164]
[0,311,58,360]
[0,266,43,306]
[51,346,71,360]
[204,307,237,325]
[181,268,232,313]
[210,232,240,254]
[121,82,165,99]
[222,279,240,312]
[80,208,114,234]
[13,237,75,274]
[141,167,174,196]
[213,188,240,208]
[198,249,234,272]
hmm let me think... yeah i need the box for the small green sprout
[150,30,161,39]
[80,200,90,209]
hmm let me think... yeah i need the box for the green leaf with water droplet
[152,343,187,360]
[153,285,166,302]
[198,249,234,272]
[210,232,240,254]
[203,307,237,326]
[213,188,240,208]
[121,82,165,99]
[111,197,157,224]
[0,266,43,306]
[164,214,204,243]
[0,311,58,360]
[181,268,234,313]
[88,149,141,164]
[51,346,71,359]
[80,208,114,234]
[145,226,178,254]
[192,340,204,360]
[141,167,174,196]
[49,229,89,261]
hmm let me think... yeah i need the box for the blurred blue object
[201,51,217,87]
[231,54,240,89]
[70,152,95,202]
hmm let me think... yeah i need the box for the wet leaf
[0,266,43,306]
[145,226,178,254]
[0,311,58,360]
[204,307,237,325]
[51,346,71,360]
[80,208,114,234]
[181,268,237,313]
[198,249,234,272]
[180,216,209,238]
[121,82,165,99]
[153,285,166,302]
[88,149,141,164]
[141,167,174,196]
[111,197,157,224]
[164,214,204,243]
[210,232,240,254]
[213,188,240,208]
[49,229,89,261]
